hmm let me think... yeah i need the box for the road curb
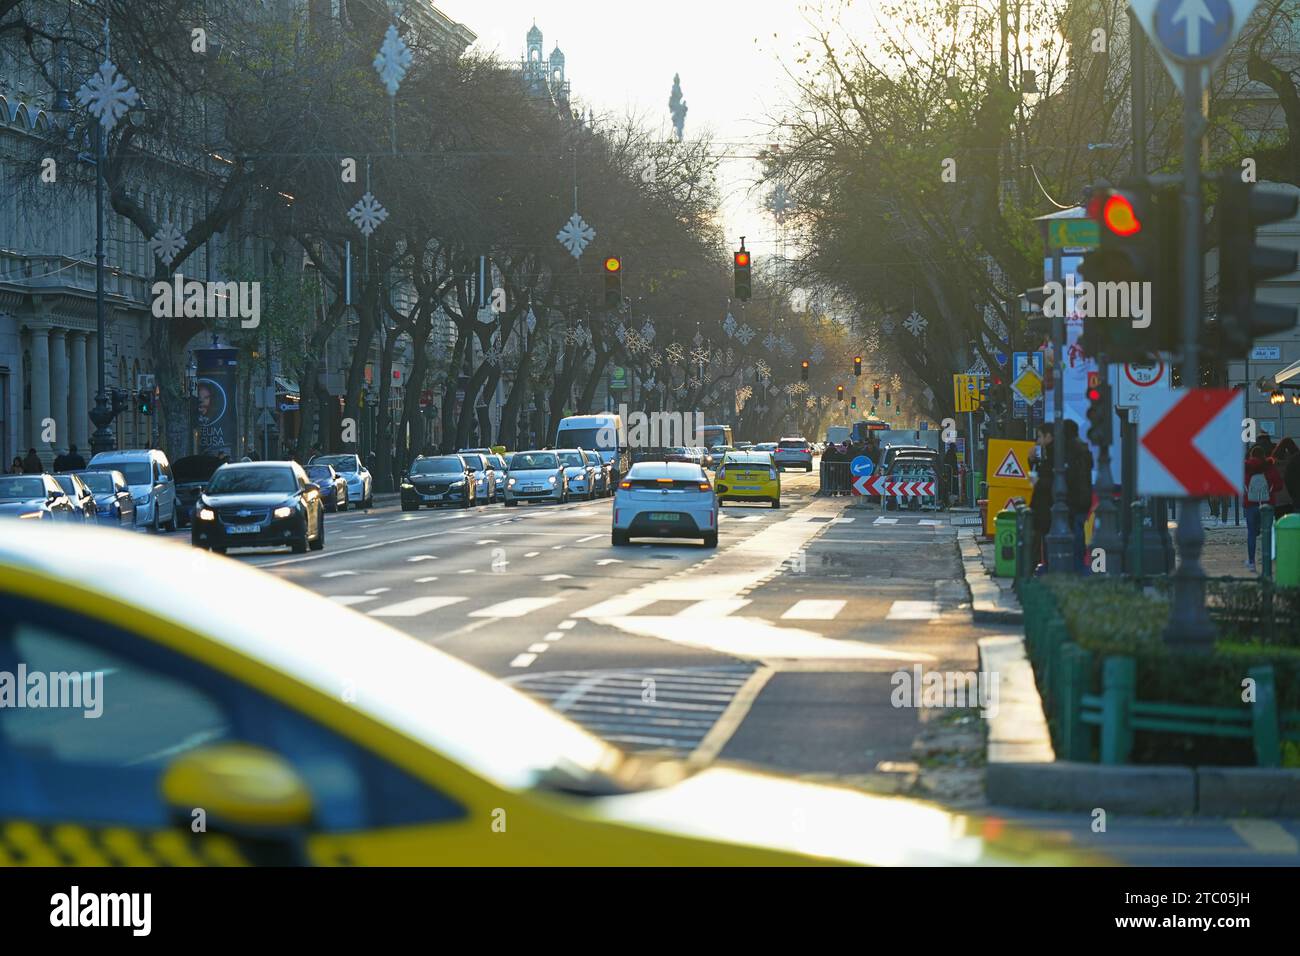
[979,633,1300,816]
[957,529,1022,624]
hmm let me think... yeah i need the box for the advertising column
[194,345,240,458]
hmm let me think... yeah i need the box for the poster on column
[1040,254,1098,444]
[194,346,240,458]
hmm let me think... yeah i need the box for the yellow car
[0,524,1091,866]
[715,451,781,508]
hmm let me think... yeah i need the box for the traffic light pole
[1165,63,1215,650]
[1045,249,1075,573]
[1092,361,1122,574]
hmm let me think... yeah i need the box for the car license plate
[226,525,261,534]
[649,512,679,522]
[736,486,760,491]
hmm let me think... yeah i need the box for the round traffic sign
[1154,0,1234,63]
[850,455,874,477]
[1125,359,1166,387]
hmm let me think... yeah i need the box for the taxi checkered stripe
[0,820,249,866]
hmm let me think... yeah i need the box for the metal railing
[818,460,853,496]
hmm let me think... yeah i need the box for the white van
[554,413,628,481]
[86,449,178,532]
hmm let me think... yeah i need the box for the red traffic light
[734,251,750,268]
[604,256,622,274]
[1099,194,1141,236]
[1087,386,1102,402]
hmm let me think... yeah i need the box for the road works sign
[852,475,936,497]
[1137,387,1243,496]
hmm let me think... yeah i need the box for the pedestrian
[1284,438,1300,521]
[1063,419,1094,571]
[943,441,958,504]
[1272,437,1297,519]
[1030,424,1054,570]
[22,447,42,474]
[1244,444,1284,573]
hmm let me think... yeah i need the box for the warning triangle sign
[994,448,1026,480]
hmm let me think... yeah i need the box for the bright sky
[432,0,882,255]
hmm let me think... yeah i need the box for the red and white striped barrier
[852,475,937,497]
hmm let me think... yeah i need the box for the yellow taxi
[0,523,1094,866]
[715,451,781,508]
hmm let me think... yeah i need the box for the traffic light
[1216,172,1299,358]
[1086,382,1112,447]
[873,383,880,403]
[800,359,809,381]
[137,388,154,416]
[836,384,845,401]
[850,395,857,409]
[884,391,891,406]
[1078,179,1179,360]
[853,355,862,377]
[111,389,128,415]
[733,243,752,301]
[602,257,622,308]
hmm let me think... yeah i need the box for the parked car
[51,472,98,523]
[171,454,223,527]
[0,473,79,521]
[191,461,325,554]
[401,455,476,510]
[309,454,373,509]
[584,449,612,497]
[773,437,813,472]
[612,461,718,547]
[556,449,596,500]
[71,469,136,527]
[306,464,349,513]
[85,448,178,532]
[503,451,568,506]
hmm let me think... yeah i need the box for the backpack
[1246,472,1271,504]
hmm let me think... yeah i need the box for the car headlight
[507,478,516,487]
[548,475,557,484]
[18,511,42,520]
[198,508,216,522]
[450,480,465,488]
[401,482,413,490]
[273,505,293,519]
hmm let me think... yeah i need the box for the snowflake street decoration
[735,324,756,346]
[882,316,896,334]
[806,396,818,410]
[754,359,770,380]
[76,60,139,132]
[348,192,389,237]
[762,332,779,352]
[556,213,595,259]
[891,373,903,391]
[779,336,795,358]
[690,346,710,366]
[904,310,928,337]
[724,347,736,365]
[665,343,686,364]
[693,330,704,347]
[525,308,538,334]
[820,394,832,408]
[646,352,662,368]
[723,312,737,337]
[149,222,186,267]
[374,25,413,96]
[687,376,703,389]
[483,344,503,367]
[639,320,656,344]
[563,324,587,346]
[623,329,647,354]
[614,324,628,344]
[810,343,825,365]
[736,385,753,403]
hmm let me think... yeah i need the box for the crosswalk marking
[1230,820,1299,854]
[781,599,846,620]
[329,595,378,607]
[873,517,899,526]
[678,598,751,618]
[919,519,943,527]
[469,597,564,618]
[886,600,940,620]
[574,595,659,618]
[369,596,467,617]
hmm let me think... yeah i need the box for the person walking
[21,448,42,474]
[1272,437,1297,519]
[1284,438,1300,521]
[1063,419,1094,571]
[8,456,24,474]
[1244,444,1284,573]
[1030,424,1054,570]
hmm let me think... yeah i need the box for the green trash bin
[994,508,1019,578]
[1276,513,1300,588]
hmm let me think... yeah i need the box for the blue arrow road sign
[1154,0,1233,62]
[850,455,874,478]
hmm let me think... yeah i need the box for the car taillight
[697,482,711,492]
[619,480,631,489]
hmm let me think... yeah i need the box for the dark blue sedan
[71,469,137,527]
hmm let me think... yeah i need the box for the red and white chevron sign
[852,475,937,497]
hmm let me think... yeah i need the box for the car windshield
[460,454,485,470]
[53,476,80,495]
[512,453,558,470]
[556,427,615,451]
[0,476,44,499]
[76,472,116,494]
[410,458,464,475]
[778,440,806,448]
[92,461,151,485]
[314,456,357,473]
[306,467,333,481]
[558,451,585,466]
[205,467,297,495]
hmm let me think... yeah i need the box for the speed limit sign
[1113,358,1168,407]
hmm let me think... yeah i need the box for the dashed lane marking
[886,600,941,621]
[509,653,538,668]
[321,570,357,578]
[781,599,846,620]
[368,596,467,618]
[469,597,564,618]
[576,534,602,543]
[527,643,551,654]
[329,595,378,607]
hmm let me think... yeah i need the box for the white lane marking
[329,595,378,607]
[321,570,357,578]
[476,539,498,545]
[340,535,366,540]
[541,574,573,582]
[781,599,846,621]
[831,517,856,524]
[574,595,659,618]
[369,596,467,618]
[469,597,564,618]
[601,616,938,662]
[364,587,391,596]
[355,518,381,524]
[509,653,538,668]
[886,600,941,620]
[873,517,899,526]
[558,620,576,630]
[720,514,763,522]
[414,576,438,584]
[678,598,751,618]
[595,558,623,566]
[552,545,564,550]
[576,534,602,543]
[458,568,476,574]
[527,643,551,653]
[1230,820,1299,854]
[525,551,541,558]
[919,519,943,527]
[407,555,438,562]
[544,631,564,642]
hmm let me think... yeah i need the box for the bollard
[1275,513,1300,587]
[1261,504,1274,578]
[1014,505,1029,584]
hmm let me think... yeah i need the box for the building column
[68,332,88,453]
[29,326,51,462]
[49,328,68,455]
[84,331,98,405]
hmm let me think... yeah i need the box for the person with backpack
[1063,419,1094,571]
[1244,444,1284,573]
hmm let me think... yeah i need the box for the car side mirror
[160,743,314,849]
[305,483,321,494]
